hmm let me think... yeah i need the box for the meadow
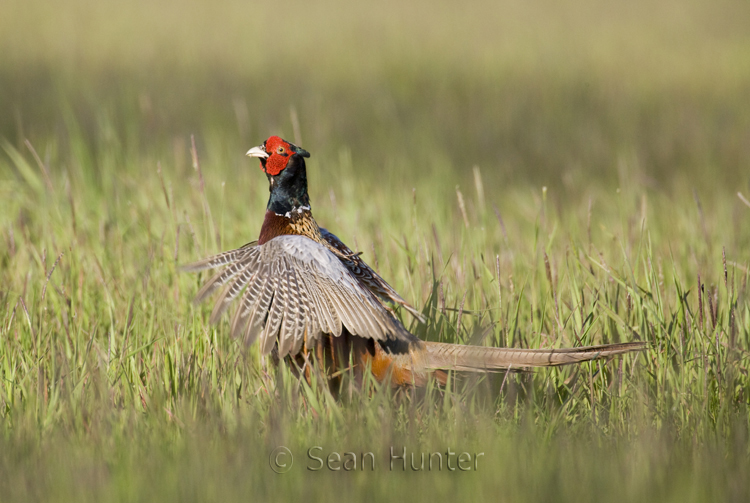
[1,0,749,501]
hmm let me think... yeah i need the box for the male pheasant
[183,136,644,387]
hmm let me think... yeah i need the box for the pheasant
[183,136,644,387]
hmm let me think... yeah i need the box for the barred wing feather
[320,228,426,323]
[183,235,414,357]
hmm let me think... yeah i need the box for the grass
[1,0,750,501]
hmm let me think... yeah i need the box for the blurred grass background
[1,0,750,501]
[3,0,750,188]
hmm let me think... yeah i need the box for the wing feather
[242,272,278,347]
[276,270,295,358]
[297,268,340,337]
[320,229,425,322]
[180,242,257,272]
[185,235,416,355]
[287,269,309,355]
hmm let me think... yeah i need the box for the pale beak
[246,146,269,159]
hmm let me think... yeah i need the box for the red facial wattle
[262,136,292,176]
[247,136,309,175]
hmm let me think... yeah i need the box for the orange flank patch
[362,343,426,387]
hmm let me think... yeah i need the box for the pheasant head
[247,136,310,176]
[247,136,312,216]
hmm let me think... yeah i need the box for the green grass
[1,0,750,501]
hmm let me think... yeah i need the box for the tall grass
[1,0,749,501]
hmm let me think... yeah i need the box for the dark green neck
[265,154,311,216]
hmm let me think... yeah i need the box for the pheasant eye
[276,146,286,154]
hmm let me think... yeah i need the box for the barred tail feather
[423,341,646,372]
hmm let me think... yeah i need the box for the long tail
[422,341,646,372]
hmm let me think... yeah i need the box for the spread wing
[182,235,415,357]
[320,228,426,322]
